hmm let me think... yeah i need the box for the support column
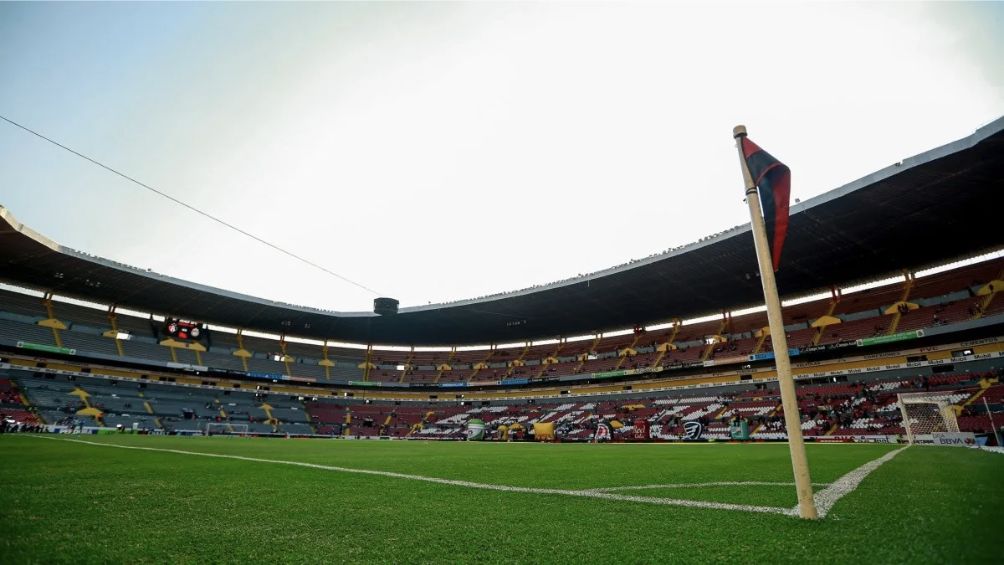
[363,345,374,381]
[811,287,841,346]
[105,306,125,357]
[279,335,293,377]
[700,313,728,362]
[469,345,495,381]
[434,346,457,384]
[234,330,251,372]
[503,342,531,378]
[319,340,335,381]
[614,332,644,370]
[573,334,603,374]
[38,293,66,348]
[536,339,564,378]
[885,270,917,334]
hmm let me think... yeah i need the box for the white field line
[586,481,832,493]
[31,436,792,516]
[804,446,909,518]
[29,436,907,519]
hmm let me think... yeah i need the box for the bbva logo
[936,437,975,445]
[932,432,977,446]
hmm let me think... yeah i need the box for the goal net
[897,392,960,444]
[205,422,249,437]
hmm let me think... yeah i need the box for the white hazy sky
[0,2,1001,313]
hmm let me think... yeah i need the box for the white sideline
[28,436,905,519]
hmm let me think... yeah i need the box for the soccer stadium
[2,3,1003,564]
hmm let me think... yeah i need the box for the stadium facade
[1,118,1003,445]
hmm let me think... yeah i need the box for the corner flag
[733,125,818,520]
[740,137,790,271]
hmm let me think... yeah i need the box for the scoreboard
[163,318,205,341]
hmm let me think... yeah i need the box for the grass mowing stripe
[31,435,796,516]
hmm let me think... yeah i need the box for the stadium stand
[4,369,316,435]
[0,375,39,429]
[2,254,1003,388]
[4,362,1000,444]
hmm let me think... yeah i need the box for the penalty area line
[30,436,796,517]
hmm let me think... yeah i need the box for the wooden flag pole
[733,125,818,520]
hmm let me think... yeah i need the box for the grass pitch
[1,436,1001,563]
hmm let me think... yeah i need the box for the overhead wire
[0,114,383,297]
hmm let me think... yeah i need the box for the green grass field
[1,435,1001,564]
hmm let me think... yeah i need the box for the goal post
[205,422,249,437]
[897,392,960,444]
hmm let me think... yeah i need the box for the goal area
[897,392,960,444]
[204,422,249,437]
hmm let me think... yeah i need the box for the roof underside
[2,118,1003,345]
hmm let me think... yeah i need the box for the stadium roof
[2,118,1003,345]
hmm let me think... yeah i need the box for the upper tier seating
[2,256,1003,386]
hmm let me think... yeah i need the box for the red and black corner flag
[741,137,790,271]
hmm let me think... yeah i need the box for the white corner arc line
[805,446,909,518]
[30,436,793,516]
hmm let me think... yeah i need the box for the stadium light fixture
[915,249,1004,279]
[453,344,493,352]
[603,328,635,338]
